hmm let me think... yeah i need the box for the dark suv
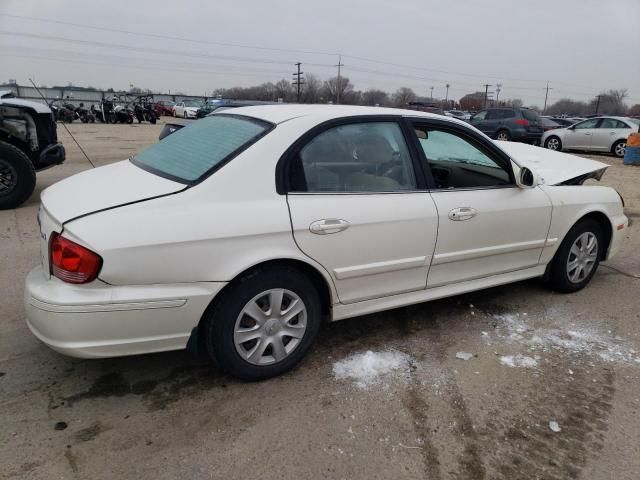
[470,107,543,143]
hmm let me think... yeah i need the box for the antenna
[29,78,96,168]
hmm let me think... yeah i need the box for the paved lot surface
[1,121,639,480]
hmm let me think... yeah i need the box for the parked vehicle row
[25,105,627,380]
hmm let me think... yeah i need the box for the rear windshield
[521,109,540,121]
[132,115,271,183]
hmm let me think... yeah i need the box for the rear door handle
[448,207,477,221]
[309,219,350,235]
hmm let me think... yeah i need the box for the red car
[153,100,175,117]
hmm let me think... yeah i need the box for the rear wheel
[496,130,510,141]
[548,218,603,293]
[612,140,626,158]
[204,266,322,381]
[0,142,36,210]
[544,135,562,151]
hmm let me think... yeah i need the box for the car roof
[218,104,459,125]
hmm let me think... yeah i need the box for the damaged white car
[25,105,628,380]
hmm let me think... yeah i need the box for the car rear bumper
[24,266,225,358]
[510,129,543,143]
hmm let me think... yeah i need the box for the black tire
[495,129,510,141]
[126,116,133,125]
[204,266,322,381]
[0,141,37,210]
[548,218,603,293]
[150,117,157,125]
[612,140,626,158]
[544,135,562,151]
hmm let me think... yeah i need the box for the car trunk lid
[41,160,186,224]
[496,141,609,185]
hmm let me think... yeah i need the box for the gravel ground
[1,121,639,480]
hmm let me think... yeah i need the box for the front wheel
[204,266,322,381]
[496,130,510,141]
[0,142,36,210]
[612,140,626,158]
[548,218,603,293]
[544,136,562,151]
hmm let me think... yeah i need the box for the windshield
[184,100,201,107]
[132,115,271,183]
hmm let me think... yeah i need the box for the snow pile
[549,421,562,433]
[333,350,413,388]
[455,351,474,361]
[490,312,640,366]
[500,354,538,369]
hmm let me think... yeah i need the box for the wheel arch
[187,256,335,360]
[558,210,613,261]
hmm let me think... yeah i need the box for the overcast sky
[1,0,639,106]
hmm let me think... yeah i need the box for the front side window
[574,119,600,129]
[413,126,511,189]
[291,122,417,192]
[133,115,270,183]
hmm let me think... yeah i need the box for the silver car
[542,116,639,158]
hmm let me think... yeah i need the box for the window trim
[404,117,517,191]
[131,113,275,186]
[275,115,428,194]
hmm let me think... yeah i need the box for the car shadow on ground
[46,278,547,411]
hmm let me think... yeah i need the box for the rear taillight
[49,233,102,284]
[515,119,530,126]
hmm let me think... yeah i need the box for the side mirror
[516,166,540,188]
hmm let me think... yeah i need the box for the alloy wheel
[234,288,307,366]
[0,159,17,195]
[497,132,509,141]
[566,232,598,284]
[615,142,626,157]
[546,137,560,150]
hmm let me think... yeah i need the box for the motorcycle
[48,98,74,123]
[94,98,115,123]
[132,95,158,124]
[113,101,134,124]
[75,103,95,123]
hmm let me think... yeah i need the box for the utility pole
[445,83,450,109]
[496,83,502,104]
[543,81,552,114]
[292,62,304,103]
[335,55,344,104]
[594,94,602,114]
[430,86,434,100]
[483,84,492,108]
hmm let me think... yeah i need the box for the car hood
[496,141,609,185]
[41,160,186,224]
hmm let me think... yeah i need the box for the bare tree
[589,89,628,115]
[392,87,416,107]
[362,89,390,106]
[301,74,322,103]
[545,98,590,116]
[628,104,640,116]
[322,76,355,104]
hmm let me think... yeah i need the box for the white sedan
[26,105,628,380]
[542,116,639,157]
[172,100,201,119]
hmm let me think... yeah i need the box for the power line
[0,31,336,69]
[0,13,339,57]
[2,13,621,93]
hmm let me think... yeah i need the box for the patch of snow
[455,351,474,361]
[333,350,413,388]
[500,354,538,369]
[549,421,561,432]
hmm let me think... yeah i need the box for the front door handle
[309,219,350,235]
[448,207,477,221]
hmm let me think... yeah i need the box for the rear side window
[502,109,516,119]
[521,109,539,121]
[485,110,501,120]
[600,119,628,129]
[133,115,270,183]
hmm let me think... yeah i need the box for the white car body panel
[24,105,628,359]
[426,186,552,287]
[288,192,438,303]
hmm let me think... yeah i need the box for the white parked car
[173,100,201,119]
[26,105,628,380]
[542,116,639,158]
